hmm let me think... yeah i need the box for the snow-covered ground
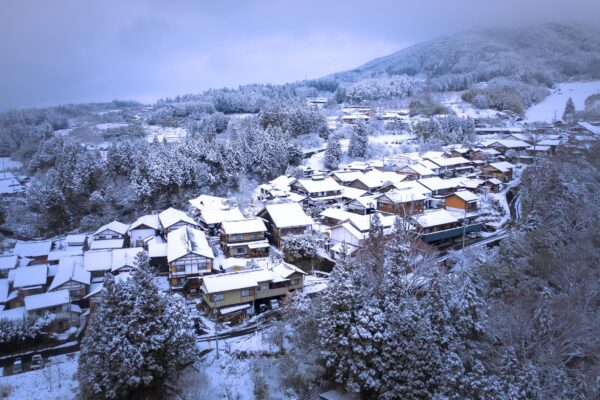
[526,80,600,122]
[442,93,501,119]
[94,122,128,130]
[0,353,79,399]
[144,125,187,143]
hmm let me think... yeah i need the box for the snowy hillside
[525,80,600,122]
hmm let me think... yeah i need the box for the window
[291,278,300,286]
[258,283,269,291]
[241,289,251,297]
[213,293,224,302]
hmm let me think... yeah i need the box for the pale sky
[1,0,599,109]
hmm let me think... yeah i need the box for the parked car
[12,358,22,374]
[269,299,280,310]
[31,354,44,370]
[258,304,268,313]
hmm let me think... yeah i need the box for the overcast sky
[1,0,599,109]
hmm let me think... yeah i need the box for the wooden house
[83,249,112,281]
[330,171,363,186]
[375,188,426,215]
[290,177,343,203]
[220,218,269,258]
[257,203,314,248]
[12,240,52,265]
[396,164,436,180]
[0,255,18,279]
[482,139,529,154]
[128,214,161,247]
[93,221,129,241]
[201,261,305,315]
[481,161,515,183]
[48,256,90,301]
[111,248,145,275]
[159,207,199,237]
[167,226,214,292]
[198,207,245,235]
[445,190,479,212]
[24,290,81,332]
[345,195,378,215]
[12,265,48,306]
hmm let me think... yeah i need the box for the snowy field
[0,353,79,399]
[442,93,500,119]
[144,125,188,143]
[526,80,600,122]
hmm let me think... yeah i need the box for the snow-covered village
[1,2,600,400]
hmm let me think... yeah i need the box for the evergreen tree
[498,347,541,400]
[347,121,369,158]
[78,252,196,399]
[324,133,342,170]
[562,97,576,123]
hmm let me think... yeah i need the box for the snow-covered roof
[320,208,356,222]
[285,192,307,203]
[352,170,386,189]
[487,161,515,173]
[269,175,296,191]
[220,303,252,315]
[413,209,459,228]
[24,289,70,311]
[47,248,84,262]
[401,164,435,177]
[0,176,24,194]
[349,194,378,208]
[0,306,26,321]
[221,218,267,235]
[577,122,600,135]
[527,145,551,152]
[340,186,367,200]
[348,213,395,232]
[417,177,464,192]
[482,139,529,149]
[13,240,52,258]
[0,255,18,270]
[294,177,342,193]
[379,188,426,203]
[167,226,214,263]
[13,265,48,289]
[147,236,168,258]
[422,151,445,159]
[0,279,8,302]
[418,160,440,171]
[65,233,87,246]
[94,221,129,236]
[159,207,198,230]
[331,171,363,183]
[129,214,161,231]
[89,238,124,250]
[83,249,113,272]
[202,262,304,294]
[427,157,470,167]
[188,194,229,211]
[459,178,484,190]
[262,203,314,229]
[200,207,244,226]
[487,178,503,185]
[450,190,479,202]
[111,248,145,272]
[49,256,90,291]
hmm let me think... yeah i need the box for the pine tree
[324,133,342,169]
[451,274,486,340]
[499,347,541,400]
[383,217,412,275]
[348,121,369,158]
[78,253,196,399]
[562,97,576,123]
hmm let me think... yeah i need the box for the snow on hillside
[526,80,600,122]
[144,125,187,143]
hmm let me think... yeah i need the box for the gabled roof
[319,208,356,223]
[24,289,70,311]
[13,265,48,289]
[331,171,363,183]
[413,209,459,229]
[112,248,145,272]
[221,218,267,235]
[427,157,470,167]
[188,194,229,211]
[449,190,479,202]
[348,194,378,208]
[13,240,52,258]
[167,227,214,263]
[65,233,87,246]
[159,207,198,230]
[418,160,440,171]
[378,188,426,203]
[400,163,436,177]
[487,161,515,173]
[129,214,161,231]
[200,207,244,226]
[202,262,304,294]
[293,177,342,193]
[482,139,529,149]
[83,249,113,272]
[417,177,464,192]
[89,238,124,250]
[340,186,367,200]
[94,221,129,236]
[147,236,168,258]
[262,203,314,229]
[49,256,90,291]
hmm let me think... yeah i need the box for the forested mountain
[336,23,600,88]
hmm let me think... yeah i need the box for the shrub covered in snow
[283,234,318,261]
[0,315,46,353]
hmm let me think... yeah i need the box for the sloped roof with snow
[450,190,479,202]
[577,122,600,135]
[349,194,378,208]
[319,208,356,222]
[332,171,363,183]
[89,238,124,250]
[129,214,161,231]
[340,186,367,200]
[200,207,244,226]
[379,188,426,203]
[402,164,435,176]
[482,139,529,149]
[111,248,145,272]
[83,250,113,272]
[13,265,48,288]
[202,262,304,294]
[0,255,18,271]
[13,240,52,258]
[488,161,515,173]
[0,279,8,302]
[427,157,470,167]
[418,160,441,171]
[65,233,87,246]
[24,289,70,311]
[413,209,459,228]
[159,207,198,230]
[94,221,129,236]
[49,256,90,291]
[263,203,314,229]
[417,177,464,192]
[189,194,229,211]
[147,236,168,258]
[221,218,267,235]
[295,177,342,193]
[0,306,26,321]
[167,227,214,262]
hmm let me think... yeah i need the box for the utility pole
[215,302,220,359]
[462,207,467,252]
